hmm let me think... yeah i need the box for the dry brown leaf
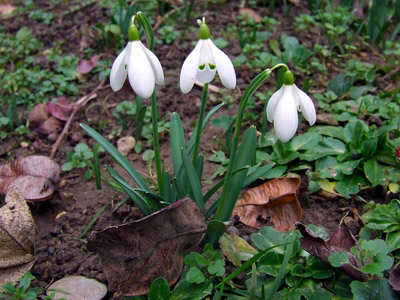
[238,8,262,23]
[87,197,206,296]
[0,2,16,14]
[232,177,302,231]
[0,187,36,286]
[296,223,369,282]
[0,156,60,201]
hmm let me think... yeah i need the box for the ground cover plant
[1,0,400,299]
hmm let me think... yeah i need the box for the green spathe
[199,23,210,40]
[283,70,294,85]
[128,25,139,41]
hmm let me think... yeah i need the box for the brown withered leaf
[87,197,206,296]
[77,54,99,75]
[238,8,262,23]
[28,103,63,135]
[0,187,36,286]
[0,2,16,14]
[46,97,73,121]
[232,177,302,231]
[390,264,400,291]
[296,223,369,281]
[0,156,60,201]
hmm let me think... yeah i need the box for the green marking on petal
[199,64,205,70]
[124,64,127,70]
[208,63,216,70]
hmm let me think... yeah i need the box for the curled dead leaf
[77,55,99,75]
[296,223,369,281]
[87,197,206,296]
[0,156,60,201]
[46,97,73,121]
[28,103,64,135]
[238,8,262,23]
[390,264,400,291]
[0,2,16,14]
[0,187,36,286]
[232,177,302,231]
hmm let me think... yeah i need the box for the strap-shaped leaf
[107,166,152,216]
[80,123,149,191]
[181,148,204,213]
[170,113,186,175]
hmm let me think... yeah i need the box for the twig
[50,79,106,159]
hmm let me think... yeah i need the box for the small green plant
[113,100,137,130]
[329,239,394,277]
[62,143,104,180]
[156,25,180,44]
[0,272,67,300]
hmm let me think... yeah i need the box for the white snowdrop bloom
[180,18,236,94]
[110,24,164,99]
[267,70,316,142]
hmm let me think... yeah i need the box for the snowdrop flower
[110,23,164,98]
[180,18,236,93]
[267,70,316,142]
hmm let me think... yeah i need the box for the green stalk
[214,64,288,221]
[192,83,209,165]
[151,90,163,196]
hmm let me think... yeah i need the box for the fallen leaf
[0,156,60,201]
[238,8,262,23]
[0,2,15,14]
[117,136,136,156]
[232,177,302,231]
[46,97,73,121]
[390,265,400,291]
[77,54,99,75]
[0,187,36,286]
[28,103,64,135]
[220,232,258,266]
[87,197,206,296]
[296,223,369,281]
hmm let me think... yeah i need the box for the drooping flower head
[180,17,236,94]
[266,70,316,142]
[110,16,164,99]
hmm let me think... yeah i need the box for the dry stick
[50,79,106,159]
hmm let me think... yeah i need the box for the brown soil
[0,1,390,299]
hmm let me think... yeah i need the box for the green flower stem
[151,90,163,196]
[192,83,209,165]
[214,63,288,221]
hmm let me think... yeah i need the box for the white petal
[143,44,164,85]
[273,86,298,142]
[196,64,216,83]
[208,39,236,89]
[180,40,202,94]
[294,84,316,126]
[127,41,155,98]
[110,44,128,91]
[266,86,284,122]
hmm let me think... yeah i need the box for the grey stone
[47,276,107,300]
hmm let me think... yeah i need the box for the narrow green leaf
[107,166,152,216]
[219,127,257,221]
[170,113,186,175]
[93,143,102,190]
[181,149,204,212]
[79,204,107,238]
[80,123,149,191]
